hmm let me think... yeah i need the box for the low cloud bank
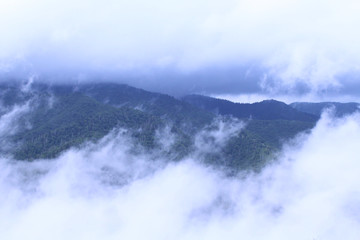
[0,110,360,239]
[1,0,360,96]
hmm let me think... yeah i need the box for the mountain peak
[183,95,318,121]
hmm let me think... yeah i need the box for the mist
[1,0,360,97]
[0,97,359,239]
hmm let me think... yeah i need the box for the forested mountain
[77,83,214,131]
[182,94,318,122]
[202,119,314,171]
[12,93,162,159]
[0,82,318,171]
[290,102,360,117]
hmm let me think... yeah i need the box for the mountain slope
[0,83,213,160]
[205,119,314,171]
[11,92,162,160]
[0,82,318,171]
[77,83,214,130]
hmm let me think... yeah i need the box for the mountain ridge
[290,102,360,117]
[0,81,321,171]
[182,94,318,122]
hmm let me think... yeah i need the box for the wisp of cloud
[0,103,360,239]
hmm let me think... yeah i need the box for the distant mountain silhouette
[290,102,360,117]
[182,94,318,122]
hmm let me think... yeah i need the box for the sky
[1,0,360,99]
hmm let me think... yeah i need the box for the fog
[0,95,360,239]
[1,0,360,97]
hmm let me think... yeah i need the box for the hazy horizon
[1,0,360,101]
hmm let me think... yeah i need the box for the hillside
[203,119,314,171]
[77,83,214,131]
[11,93,162,159]
[0,82,318,171]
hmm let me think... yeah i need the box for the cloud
[1,0,360,96]
[0,100,33,152]
[194,118,244,155]
[0,109,360,239]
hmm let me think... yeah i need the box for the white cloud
[0,111,360,239]
[1,0,360,95]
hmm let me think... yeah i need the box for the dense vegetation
[78,83,214,131]
[192,119,315,172]
[12,93,162,159]
[0,82,325,171]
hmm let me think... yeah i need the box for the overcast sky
[1,0,360,100]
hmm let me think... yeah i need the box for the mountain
[181,94,318,171]
[0,82,215,160]
[182,94,318,121]
[290,102,360,117]
[204,119,314,171]
[76,83,214,131]
[0,82,318,171]
[12,93,162,159]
